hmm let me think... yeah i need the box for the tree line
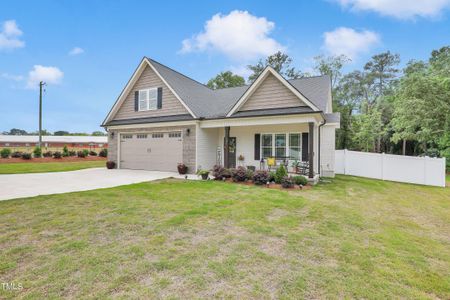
[207,48,450,163]
[2,128,107,136]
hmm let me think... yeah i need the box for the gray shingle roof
[324,113,340,123]
[288,76,331,112]
[106,114,193,126]
[148,58,331,118]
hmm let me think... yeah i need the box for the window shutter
[302,133,309,161]
[157,87,162,109]
[134,91,139,111]
[254,134,260,161]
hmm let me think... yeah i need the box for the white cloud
[69,47,84,55]
[26,65,64,89]
[323,27,380,60]
[180,10,285,61]
[229,65,253,79]
[0,20,25,51]
[1,72,24,81]
[335,0,450,19]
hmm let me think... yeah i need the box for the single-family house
[102,57,340,179]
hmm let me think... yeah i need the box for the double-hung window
[261,133,301,159]
[275,134,286,158]
[289,133,301,160]
[261,134,273,158]
[138,88,157,111]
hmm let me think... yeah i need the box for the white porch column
[308,122,314,178]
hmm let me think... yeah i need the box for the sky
[1,0,449,133]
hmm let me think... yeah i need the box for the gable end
[239,73,307,111]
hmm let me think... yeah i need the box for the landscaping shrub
[274,165,288,184]
[231,166,248,182]
[292,175,308,186]
[83,149,89,156]
[33,146,42,158]
[99,148,107,158]
[89,150,98,156]
[212,165,231,180]
[53,151,62,159]
[68,150,76,156]
[43,151,53,157]
[62,145,69,157]
[253,170,270,185]
[246,169,254,181]
[106,161,116,169]
[281,176,294,188]
[268,171,276,182]
[212,165,224,180]
[77,151,87,158]
[21,153,32,160]
[1,148,11,158]
[11,151,22,158]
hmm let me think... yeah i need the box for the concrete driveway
[0,168,196,201]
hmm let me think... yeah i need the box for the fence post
[381,152,385,180]
[442,157,446,187]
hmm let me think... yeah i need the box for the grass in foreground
[0,176,449,299]
[0,160,105,174]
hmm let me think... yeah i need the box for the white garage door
[120,132,182,171]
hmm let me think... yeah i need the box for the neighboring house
[102,57,340,179]
[0,135,107,150]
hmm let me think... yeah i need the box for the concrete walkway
[0,168,198,201]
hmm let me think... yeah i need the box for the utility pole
[38,81,46,148]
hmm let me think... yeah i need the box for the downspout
[318,113,327,177]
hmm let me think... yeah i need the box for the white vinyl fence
[335,150,446,187]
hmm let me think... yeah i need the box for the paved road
[0,168,197,201]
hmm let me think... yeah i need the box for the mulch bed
[221,178,312,190]
[0,156,107,164]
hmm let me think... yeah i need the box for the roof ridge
[212,74,329,92]
[289,74,330,81]
[146,57,213,91]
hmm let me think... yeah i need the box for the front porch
[196,114,324,181]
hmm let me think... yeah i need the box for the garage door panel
[120,132,183,171]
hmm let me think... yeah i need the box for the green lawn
[0,176,449,299]
[0,160,105,174]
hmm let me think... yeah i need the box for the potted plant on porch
[177,163,188,174]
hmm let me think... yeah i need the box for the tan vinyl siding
[113,65,189,120]
[240,74,306,111]
[196,127,219,170]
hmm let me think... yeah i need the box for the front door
[225,137,237,168]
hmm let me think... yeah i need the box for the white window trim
[260,132,302,160]
[138,87,158,112]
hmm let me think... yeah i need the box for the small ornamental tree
[62,145,69,157]
[274,165,288,184]
[33,146,42,158]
